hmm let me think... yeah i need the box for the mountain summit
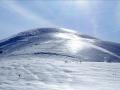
[0,28,120,62]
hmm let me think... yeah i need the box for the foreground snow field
[0,56,120,90]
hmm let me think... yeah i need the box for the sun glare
[66,34,85,54]
[54,33,86,54]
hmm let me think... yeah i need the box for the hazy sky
[0,0,120,43]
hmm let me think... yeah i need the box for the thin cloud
[76,0,99,37]
[1,0,57,27]
[116,1,120,31]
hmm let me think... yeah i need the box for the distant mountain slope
[0,28,120,62]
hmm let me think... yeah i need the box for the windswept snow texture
[0,28,120,62]
[0,28,120,90]
[0,56,120,90]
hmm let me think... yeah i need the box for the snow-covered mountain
[0,28,120,62]
[0,28,120,90]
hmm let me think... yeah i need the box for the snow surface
[0,28,120,62]
[0,56,120,90]
[0,28,120,90]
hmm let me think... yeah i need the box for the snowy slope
[0,28,120,90]
[0,28,120,62]
[0,56,120,90]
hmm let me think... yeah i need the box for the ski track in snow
[0,56,120,90]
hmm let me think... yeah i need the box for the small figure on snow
[65,60,68,63]
[18,74,21,78]
[79,60,82,64]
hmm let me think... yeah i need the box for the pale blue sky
[0,0,120,43]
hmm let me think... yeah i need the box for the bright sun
[76,0,89,10]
